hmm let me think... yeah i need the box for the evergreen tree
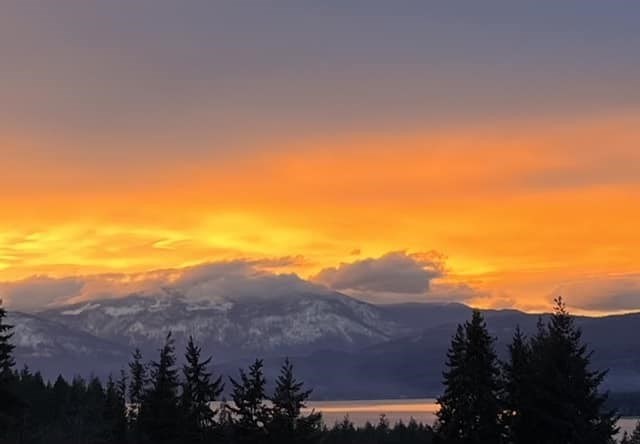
[139,332,181,444]
[180,335,224,443]
[0,301,19,440]
[528,297,618,444]
[0,301,15,382]
[84,376,107,441]
[327,416,357,444]
[503,326,536,444]
[268,358,322,444]
[14,367,49,444]
[128,348,146,406]
[436,310,503,444]
[229,359,271,444]
[375,414,391,442]
[128,347,146,441]
[104,373,128,444]
[436,324,466,442]
[217,398,235,443]
[51,374,70,416]
[58,375,95,443]
[117,370,128,440]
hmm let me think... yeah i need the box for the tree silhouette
[180,335,224,443]
[229,359,271,444]
[128,348,146,407]
[0,297,628,444]
[436,310,502,444]
[503,326,536,444]
[0,301,19,437]
[527,297,618,443]
[139,332,181,444]
[0,302,15,381]
[128,347,146,442]
[269,358,322,444]
[103,373,127,443]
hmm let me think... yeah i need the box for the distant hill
[290,310,640,399]
[8,290,640,399]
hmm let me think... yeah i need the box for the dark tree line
[436,297,621,444]
[0,298,632,444]
[322,415,435,444]
[0,331,324,444]
[0,304,432,444]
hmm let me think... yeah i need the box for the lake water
[304,399,438,427]
[304,399,639,436]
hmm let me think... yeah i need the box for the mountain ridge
[8,290,640,398]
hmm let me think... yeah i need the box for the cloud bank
[3,253,640,314]
[0,257,322,312]
[313,251,443,293]
[0,276,85,311]
[553,276,640,312]
[310,251,477,304]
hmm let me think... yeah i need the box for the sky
[1,1,640,314]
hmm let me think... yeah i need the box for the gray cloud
[428,282,483,303]
[173,259,324,303]
[3,258,639,315]
[553,276,640,312]
[0,257,322,312]
[313,251,444,296]
[0,276,85,311]
[1,253,446,311]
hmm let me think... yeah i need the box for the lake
[304,399,640,436]
[304,399,438,427]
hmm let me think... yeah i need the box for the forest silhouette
[0,298,635,444]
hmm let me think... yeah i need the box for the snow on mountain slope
[9,289,640,397]
[6,269,478,380]
[37,288,402,361]
[7,311,129,378]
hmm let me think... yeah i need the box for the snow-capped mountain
[7,275,476,379]
[38,288,400,361]
[6,261,476,380]
[8,311,129,377]
[8,289,640,398]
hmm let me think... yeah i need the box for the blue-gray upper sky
[2,0,639,150]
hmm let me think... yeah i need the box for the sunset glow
[2,1,640,314]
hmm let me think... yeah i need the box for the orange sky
[2,2,640,313]
[2,111,640,313]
